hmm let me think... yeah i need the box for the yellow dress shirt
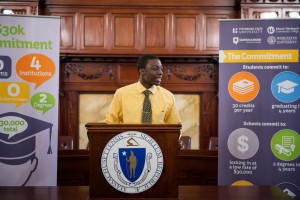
[105,81,181,124]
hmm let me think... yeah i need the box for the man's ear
[139,68,145,75]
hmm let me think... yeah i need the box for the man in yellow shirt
[105,54,181,124]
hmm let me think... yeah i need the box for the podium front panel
[86,123,181,199]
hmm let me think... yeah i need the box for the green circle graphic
[271,129,300,161]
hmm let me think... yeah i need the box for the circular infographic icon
[277,182,300,199]
[228,128,259,160]
[228,71,260,103]
[101,131,163,194]
[232,180,253,186]
[271,129,300,161]
[271,71,300,103]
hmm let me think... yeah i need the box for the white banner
[0,15,60,186]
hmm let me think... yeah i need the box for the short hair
[136,54,159,71]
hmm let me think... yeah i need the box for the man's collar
[137,81,157,94]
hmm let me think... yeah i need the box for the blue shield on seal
[119,148,146,182]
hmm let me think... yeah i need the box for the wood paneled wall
[41,0,240,149]
[43,0,239,55]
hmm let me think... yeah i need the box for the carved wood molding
[241,7,250,19]
[166,64,216,81]
[63,63,114,80]
[0,2,39,15]
[61,55,218,82]
[30,5,38,15]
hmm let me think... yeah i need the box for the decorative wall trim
[63,63,114,80]
[166,64,216,81]
[31,5,38,15]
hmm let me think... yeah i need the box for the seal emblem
[101,131,163,193]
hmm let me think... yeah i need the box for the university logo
[101,131,164,194]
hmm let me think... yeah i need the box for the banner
[219,19,300,198]
[0,15,60,186]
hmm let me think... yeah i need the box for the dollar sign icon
[238,135,249,154]
[228,128,259,159]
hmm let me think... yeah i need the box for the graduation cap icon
[277,80,298,94]
[0,112,53,165]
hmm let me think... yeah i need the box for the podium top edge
[85,122,182,129]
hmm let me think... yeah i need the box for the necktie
[142,90,152,124]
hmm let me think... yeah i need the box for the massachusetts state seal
[101,131,163,194]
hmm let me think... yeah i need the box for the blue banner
[219,19,300,199]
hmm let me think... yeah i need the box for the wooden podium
[86,123,181,199]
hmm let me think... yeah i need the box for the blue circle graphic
[271,71,300,103]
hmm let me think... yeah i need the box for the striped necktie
[142,90,152,124]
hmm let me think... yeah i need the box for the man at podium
[105,54,181,125]
[88,54,182,197]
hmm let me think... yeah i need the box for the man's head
[137,54,163,89]
[137,54,159,71]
